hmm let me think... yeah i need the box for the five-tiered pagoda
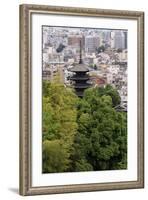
[69,41,91,97]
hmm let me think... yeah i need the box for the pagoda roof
[69,64,89,72]
[74,83,91,89]
[114,104,127,112]
[70,74,89,80]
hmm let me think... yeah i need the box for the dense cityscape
[42,26,127,109]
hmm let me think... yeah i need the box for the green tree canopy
[43,140,70,173]
[70,86,127,171]
[42,81,127,173]
[42,81,78,172]
[97,45,105,53]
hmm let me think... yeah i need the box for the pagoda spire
[79,40,83,64]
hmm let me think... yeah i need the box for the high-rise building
[110,31,115,48]
[114,31,125,49]
[68,35,85,47]
[123,31,128,49]
[85,36,100,53]
[104,31,111,42]
[111,31,126,49]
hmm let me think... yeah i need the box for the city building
[111,31,126,49]
[90,75,107,87]
[123,31,128,49]
[85,36,100,53]
[68,35,85,47]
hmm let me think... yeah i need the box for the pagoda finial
[79,39,83,64]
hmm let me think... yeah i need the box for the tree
[70,87,127,171]
[97,45,105,53]
[56,43,65,53]
[43,140,70,173]
[42,81,78,172]
[97,84,121,107]
[117,48,123,53]
[94,64,97,70]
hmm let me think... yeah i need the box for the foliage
[56,43,65,53]
[96,84,121,107]
[69,86,127,171]
[43,140,70,173]
[117,48,123,53]
[42,81,127,173]
[97,45,105,53]
[42,81,78,172]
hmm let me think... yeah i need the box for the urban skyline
[42,26,128,109]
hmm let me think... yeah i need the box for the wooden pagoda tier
[69,64,91,97]
[70,75,89,81]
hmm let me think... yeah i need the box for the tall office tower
[85,36,100,53]
[114,31,125,49]
[104,31,111,41]
[110,31,115,48]
[111,31,126,49]
[123,31,128,49]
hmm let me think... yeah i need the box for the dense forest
[42,80,127,173]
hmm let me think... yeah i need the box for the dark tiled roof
[74,83,91,89]
[69,64,89,72]
[114,105,127,112]
[70,74,89,80]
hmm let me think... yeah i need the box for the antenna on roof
[79,39,83,64]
